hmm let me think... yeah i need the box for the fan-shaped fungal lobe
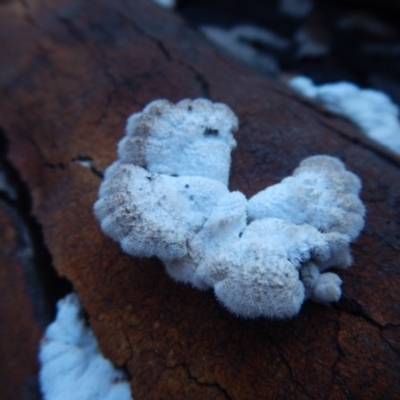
[94,98,366,319]
[248,155,365,240]
[118,99,238,184]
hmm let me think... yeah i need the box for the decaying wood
[1,0,400,399]
[0,203,42,399]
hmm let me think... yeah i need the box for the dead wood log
[1,0,400,399]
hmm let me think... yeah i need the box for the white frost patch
[94,98,365,319]
[39,293,133,400]
[289,76,400,154]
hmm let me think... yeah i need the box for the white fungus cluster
[94,98,365,319]
[39,293,132,400]
[289,76,400,155]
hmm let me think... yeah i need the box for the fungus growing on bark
[39,293,132,400]
[289,76,400,154]
[94,98,365,319]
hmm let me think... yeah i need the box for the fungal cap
[248,155,365,240]
[94,161,230,260]
[119,98,238,184]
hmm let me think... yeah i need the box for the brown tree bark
[1,0,400,399]
[0,202,42,399]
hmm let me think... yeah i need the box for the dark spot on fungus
[111,377,126,384]
[171,173,179,177]
[185,184,190,189]
[189,195,194,201]
[188,105,193,111]
[204,127,219,136]
[146,176,152,181]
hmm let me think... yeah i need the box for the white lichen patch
[39,293,132,400]
[289,76,400,155]
[94,98,366,319]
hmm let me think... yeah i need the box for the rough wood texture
[0,203,42,400]
[1,0,400,399]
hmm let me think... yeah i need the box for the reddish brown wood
[1,0,399,399]
[0,203,42,400]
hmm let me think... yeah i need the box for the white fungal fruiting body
[95,161,229,260]
[196,218,350,318]
[248,155,365,241]
[120,98,237,185]
[94,98,366,319]
[39,293,132,400]
[289,76,400,154]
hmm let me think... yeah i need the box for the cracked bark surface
[0,135,72,399]
[0,202,42,400]
[1,0,400,399]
